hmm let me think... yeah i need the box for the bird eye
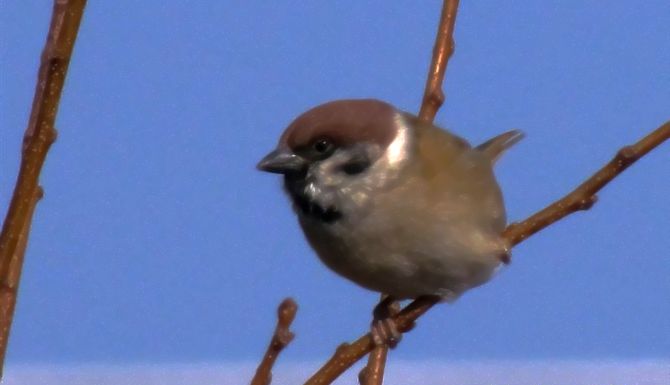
[312,138,333,154]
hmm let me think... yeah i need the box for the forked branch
[0,0,87,377]
[305,296,439,385]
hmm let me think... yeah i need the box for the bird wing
[412,122,513,236]
[412,121,471,179]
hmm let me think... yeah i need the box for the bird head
[257,99,413,223]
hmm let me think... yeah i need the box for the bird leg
[370,295,402,348]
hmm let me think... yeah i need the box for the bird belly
[300,213,503,300]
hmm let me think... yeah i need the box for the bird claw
[371,317,401,348]
[370,296,402,348]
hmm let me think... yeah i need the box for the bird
[257,99,522,343]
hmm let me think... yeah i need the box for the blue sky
[1,0,669,369]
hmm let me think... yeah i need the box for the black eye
[313,138,332,154]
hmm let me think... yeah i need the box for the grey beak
[257,149,307,174]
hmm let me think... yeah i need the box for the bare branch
[0,187,42,373]
[251,298,298,385]
[504,120,670,246]
[0,0,87,376]
[304,296,439,385]
[418,0,460,123]
[358,348,388,385]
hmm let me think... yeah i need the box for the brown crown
[279,99,399,150]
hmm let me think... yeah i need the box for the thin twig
[0,188,42,375]
[418,0,460,123]
[503,120,670,246]
[305,296,439,385]
[304,119,670,385]
[358,347,388,385]
[250,298,298,385]
[0,0,87,376]
[357,1,461,383]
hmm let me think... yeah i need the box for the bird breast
[298,161,506,299]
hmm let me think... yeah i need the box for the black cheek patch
[313,205,342,224]
[340,157,371,175]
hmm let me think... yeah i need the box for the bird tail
[475,129,524,163]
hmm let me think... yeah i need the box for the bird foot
[370,296,401,348]
[371,317,401,348]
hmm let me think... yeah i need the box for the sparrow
[258,99,522,304]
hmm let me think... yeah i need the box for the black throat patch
[284,175,342,224]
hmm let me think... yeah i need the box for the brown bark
[305,296,439,385]
[250,298,298,385]
[418,0,460,123]
[0,0,87,377]
[503,121,670,247]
